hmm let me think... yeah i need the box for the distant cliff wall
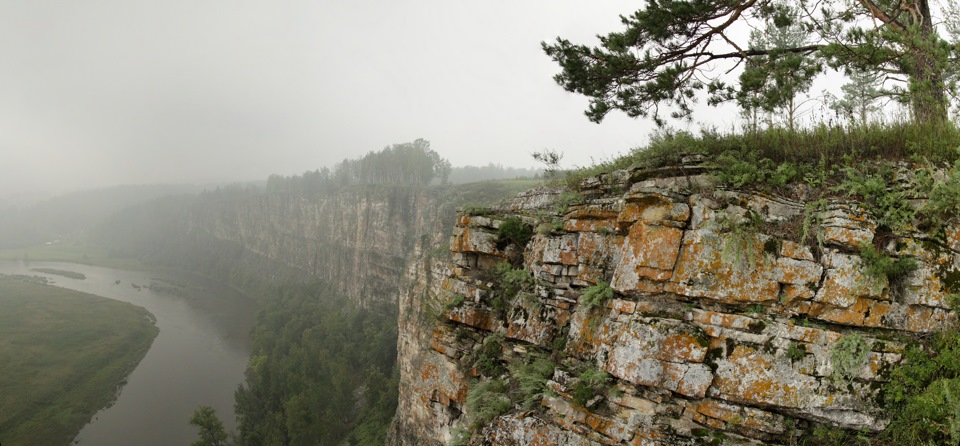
[178,182,531,308]
[184,186,448,307]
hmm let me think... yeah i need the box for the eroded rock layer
[391,161,960,445]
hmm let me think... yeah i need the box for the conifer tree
[543,0,959,126]
[831,69,884,126]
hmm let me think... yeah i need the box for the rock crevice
[391,164,960,445]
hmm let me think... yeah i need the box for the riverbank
[0,241,147,271]
[0,274,159,446]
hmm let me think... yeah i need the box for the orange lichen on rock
[780,240,815,261]
[564,218,617,233]
[606,298,637,314]
[541,234,579,265]
[695,399,787,435]
[567,206,620,221]
[430,326,459,358]
[946,225,960,253]
[611,223,683,291]
[822,226,873,251]
[667,229,780,304]
[450,226,499,255]
[712,344,818,409]
[564,204,621,233]
[781,284,815,303]
[775,257,823,285]
[576,232,623,283]
[815,253,887,307]
[413,354,468,407]
[618,193,690,227]
[445,306,499,332]
[605,319,713,397]
[687,309,760,332]
[400,166,960,445]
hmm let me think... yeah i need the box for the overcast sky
[1,1,707,196]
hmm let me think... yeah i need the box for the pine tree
[831,69,883,127]
[542,0,958,126]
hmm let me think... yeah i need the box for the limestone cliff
[390,157,960,445]
[185,186,468,306]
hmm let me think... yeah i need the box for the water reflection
[0,260,256,446]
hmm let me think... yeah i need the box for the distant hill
[446,164,542,184]
[0,183,214,249]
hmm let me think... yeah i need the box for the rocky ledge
[390,158,960,445]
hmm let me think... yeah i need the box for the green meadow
[0,275,158,446]
[0,241,146,271]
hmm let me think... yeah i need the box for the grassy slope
[568,121,960,186]
[0,275,159,446]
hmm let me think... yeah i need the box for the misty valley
[9,1,960,445]
[0,144,535,445]
[0,262,252,445]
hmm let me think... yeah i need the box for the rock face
[390,163,960,445]
[186,187,455,307]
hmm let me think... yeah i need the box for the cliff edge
[391,155,960,445]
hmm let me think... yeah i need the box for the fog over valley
[1,1,649,198]
[6,1,960,445]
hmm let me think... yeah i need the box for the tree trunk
[907,0,948,124]
[909,56,948,124]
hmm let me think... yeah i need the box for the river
[0,260,257,446]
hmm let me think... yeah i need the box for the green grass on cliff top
[0,275,158,446]
[570,120,960,184]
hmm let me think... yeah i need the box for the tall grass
[566,121,960,186]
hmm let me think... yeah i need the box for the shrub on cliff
[496,217,533,249]
[830,334,869,385]
[571,368,612,407]
[487,263,536,318]
[884,330,960,445]
[465,332,506,377]
[859,245,918,285]
[464,378,511,429]
[580,280,614,309]
[508,355,556,410]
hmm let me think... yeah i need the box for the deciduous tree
[190,405,228,446]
